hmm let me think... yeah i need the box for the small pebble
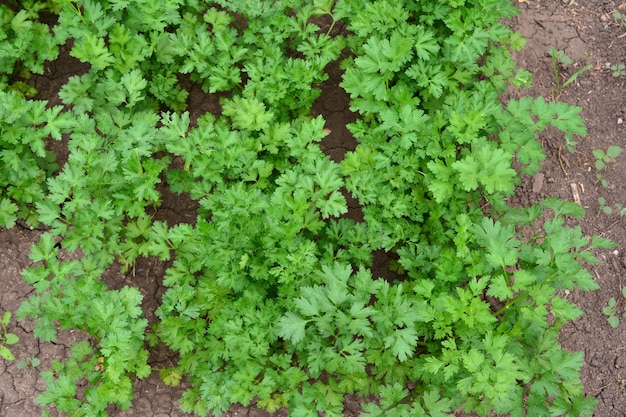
[618,117,624,125]
[591,356,602,368]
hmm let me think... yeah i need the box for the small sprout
[602,288,626,328]
[549,47,571,65]
[598,197,613,215]
[0,311,19,361]
[611,63,626,77]
[17,356,41,369]
[593,145,622,170]
[613,11,626,27]
[602,297,619,328]
[548,47,593,96]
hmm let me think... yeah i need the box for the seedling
[548,47,593,96]
[602,287,626,328]
[593,145,621,188]
[17,355,41,369]
[593,145,622,170]
[616,203,626,216]
[598,197,613,215]
[613,11,626,27]
[603,298,620,327]
[0,311,19,361]
[611,63,626,77]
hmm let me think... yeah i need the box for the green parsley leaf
[276,312,310,344]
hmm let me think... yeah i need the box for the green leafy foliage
[159,367,183,387]
[36,339,145,416]
[0,4,59,95]
[0,0,609,416]
[0,91,72,227]
[17,242,150,414]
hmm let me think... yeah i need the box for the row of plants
[0,0,615,416]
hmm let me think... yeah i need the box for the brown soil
[2,0,626,416]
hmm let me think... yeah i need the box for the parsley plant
[0,1,612,416]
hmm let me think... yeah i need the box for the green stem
[69,1,85,25]
[552,56,562,93]
[562,64,593,90]
[326,18,337,37]
[494,290,531,316]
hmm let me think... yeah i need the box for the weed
[0,311,19,361]
[616,203,626,216]
[549,47,593,96]
[612,11,626,27]
[603,297,620,327]
[593,146,622,170]
[611,63,626,77]
[598,197,613,215]
[596,173,609,188]
[602,287,626,328]
[593,145,621,188]
[16,355,41,369]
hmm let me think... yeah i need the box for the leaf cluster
[0,3,59,95]
[0,91,72,227]
[17,233,150,414]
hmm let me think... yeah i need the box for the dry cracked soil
[2,0,626,416]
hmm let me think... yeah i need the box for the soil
[2,0,626,416]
